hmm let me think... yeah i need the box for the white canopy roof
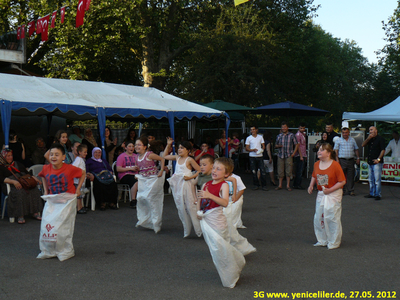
[0,73,225,120]
[343,96,400,122]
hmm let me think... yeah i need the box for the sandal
[275,187,282,190]
[100,203,107,211]
[109,203,118,210]
[287,187,292,191]
[17,217,26,224]
[33,213,42,220]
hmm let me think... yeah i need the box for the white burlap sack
[135,173,165,233]
[37,193,77,261]
[167,173,201,237]
[224,202,256,256]
[199,207,245,288]
[314,189,343,249]
[225,195,246,228]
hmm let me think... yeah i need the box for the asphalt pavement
[1,172,399,300]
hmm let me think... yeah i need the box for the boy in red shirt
[196,157,245,288]
[38,144,86,196]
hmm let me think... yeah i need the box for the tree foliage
[0,0,397,130]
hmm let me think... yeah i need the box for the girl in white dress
[164,137,201,237]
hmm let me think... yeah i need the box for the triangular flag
[61,6,66,24]
[86,0,91,11]
[234,0,250,6]
[51,10,57,28]
[76,0,85,28]
[41,15,50,41]
[28,21,35,36]
[17,26,21,40]
[21,24,25,39]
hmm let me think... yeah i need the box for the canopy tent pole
[1,100,12,149]
[188,120,196,140]
[96,107,107,161]
[167,112,176,171]
[225,113,231,157]
[138,123,143,137]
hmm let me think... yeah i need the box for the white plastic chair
[28,164,44,176]
[112,161,131,205]
[87,181,96,211]
[28,164,44,194]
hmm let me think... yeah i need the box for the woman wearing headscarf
[82,128,98,156]
[0,149,43,224]
[86,147,118,210]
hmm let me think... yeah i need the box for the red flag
[76,0,85,28]
[17,26,21,40]
[21,24,25,39]
[28,21,35,36]
[61,6,66,23]
[86,0,91,11]
[36,18,42,34]
[41,15,50,41]
[51,10,57,28]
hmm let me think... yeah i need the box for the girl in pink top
[116,140,138,208]
[134,136,165,233]
[135,137,164,177]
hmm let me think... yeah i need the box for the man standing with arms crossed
[334,127,360,196]
[275,122,298,191]
[362,126,385,200]
[246,126,268,191]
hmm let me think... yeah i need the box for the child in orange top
[308,143,346,250]
[196,157,245,288]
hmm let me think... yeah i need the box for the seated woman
[86,147,118,211]
[82,128,98,156]
[116,140,138,208]
[104,126,118,164]
[0,149,43,224]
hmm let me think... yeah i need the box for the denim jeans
[293,156,305,187]
[250,157,267,187]
[368,163,383,197]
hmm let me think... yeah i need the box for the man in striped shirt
[334,127,360,196]
[275,122,298,191]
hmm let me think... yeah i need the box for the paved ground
[1,173,399,300]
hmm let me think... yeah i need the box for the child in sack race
[196,157,245,288]
[37,143,86,261]
[308,143,346,250]
[164,137,201,238]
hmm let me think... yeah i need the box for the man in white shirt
[245,126,268,191]
[385,131,400,158]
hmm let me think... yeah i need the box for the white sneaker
[313,242,327,247]
[327,245,340,250]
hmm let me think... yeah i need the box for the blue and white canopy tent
[0,73,231,159]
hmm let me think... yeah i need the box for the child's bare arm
[41,177,48,195]
[148,153,165,177]
[184,158,200,180]
[236,189,245,201]
[76,170,86,197]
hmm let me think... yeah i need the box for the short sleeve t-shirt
[72,156,86,185]
[39,164,83,195]
[245,134,265,157]
[312,160,346,191]
[116,152,138,180]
